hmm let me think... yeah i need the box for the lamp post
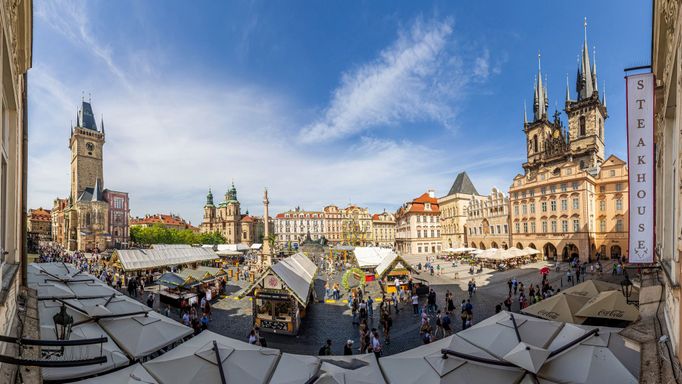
[621,273,633,304]
[53,304,73,341]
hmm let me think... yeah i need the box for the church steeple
[576,18,595,100]
[205,188,214,207]
[533,52,548,121]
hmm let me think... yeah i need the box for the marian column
[262,188,272,266]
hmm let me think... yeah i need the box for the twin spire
[528,18,603,124]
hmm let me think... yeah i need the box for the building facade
[509,26,627,262]
[274,207,325,246]
[439,172,480,249]
[323,205,342,245]
[652,0,682,359]
[466,187,511,250]
[371,211,395,247]
[27,208,51,240]
[395,190,441,255]
[200,184,255,245]
[51,101,129,252]
[103,190,129,248]
[0,0,31,378]
[341,204,372,246]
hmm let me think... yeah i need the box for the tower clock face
[86,142,94,151]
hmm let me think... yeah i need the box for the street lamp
[621,273,633,304]
[53,303,73,341]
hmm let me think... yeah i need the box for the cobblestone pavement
[132,256,625,357]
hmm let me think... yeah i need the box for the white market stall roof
[217,243,250,252]
[242,252,318,306]
[353,247,394,268]
[114,247,219,271]
[475,247,539,261]
[375,250,415,279]
[444,247,478,253]
[251,243,262,250]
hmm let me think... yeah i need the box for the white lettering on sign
[626,73,655,263]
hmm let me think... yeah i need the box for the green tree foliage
[130,224,225,246]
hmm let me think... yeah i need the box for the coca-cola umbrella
[574,291,639,321]
[539,267,550,275]
[521,293,589,324]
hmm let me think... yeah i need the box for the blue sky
[28,0,651,224]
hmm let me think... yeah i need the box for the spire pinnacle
[593,46,598,92]
[524,100,528,125]
[565,73,571,102]
[584,17,587,43]
[602,80,607,107]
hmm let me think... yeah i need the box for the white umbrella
[316,354,386,384]
[574,291,639,321]
[561,280,621,298]
[502,342,550,374]
[268,353,319,384]
[521,293,590,324]
[72,363,158,384]
[99,312,193,359]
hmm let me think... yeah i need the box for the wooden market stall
[375,252,416,294]
[240,253,318,335]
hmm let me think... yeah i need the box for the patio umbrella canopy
[521,293,590,324]
[142,331,280,384]
[72,363,159,384]
[574,291,640,321]
[315,354,387,384]
[561,279,622,298]
[268,353,320,384]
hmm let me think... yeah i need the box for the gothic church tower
[565,19,607,170]
[69,100,105,202]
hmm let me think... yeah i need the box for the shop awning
[353,247,394,268]
[241,253,318,306]
[114,247,219,271]
[374,251,415,279]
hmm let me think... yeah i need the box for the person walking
[442,311,452,336]
[507,279,513,295]
[319,339,332,356]
[367,296,374,319]
[344,340,354,355]
[460,300,468,329]
[371,330,382,358]
[512,277,518,295]
[412,293,419,314]
[434,310,444,339]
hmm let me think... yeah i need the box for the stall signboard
[264,273,283,290]
[626,72,655,263]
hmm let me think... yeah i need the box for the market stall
[112,246,220,273]
[352,246,395,282]
[240,253,318,335]
[375,251,416,293]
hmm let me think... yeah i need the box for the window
[521,191,526,198]
[496,225,501,234]
[113,197,124,209]
[550,185,556,193]
[431,230,435,237]
[541,202,547,212]
[579,116,586,136]
[417,230,421,238]
[572,198,579,209]
[416,216,421,223]
[529,189,535,197]
[560,183,567,192]
[504,224,508,233]
[600,220,606,232]
[572,182,579,190]
[515,223,520,233]
[600,186,606,193]
[561,220,568,232]
[560,199,568,211]
[580,160,586,169]
[615,183,623,192]
[550,201,557,211]
[514,205,519,215]
[616,199,623,210]
[573,220,579,232]
[530,204,536,214]
[599,119,603,138]
[542,221,548,232]
[522,205,527,214]
[531,222,536,233]
[523,223,528,233]
[514,192,519,199]
[418,246,422,253]
[533,134,538,152]
[551,221,557,232]
[541,187,547,195]
[610,170,616,177]
[616,219,623,232]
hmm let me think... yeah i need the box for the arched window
[579,160,585,169]
[533,134,538,152]
[598,119,603,139]
[579,116,586,136]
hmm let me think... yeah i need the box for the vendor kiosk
[241,253,318,335]
[375,252,416,294]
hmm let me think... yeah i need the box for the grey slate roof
[447,171,479,196]
[78,101,98,131]
[77,178,105,202]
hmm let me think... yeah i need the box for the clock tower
[69,100,105,202]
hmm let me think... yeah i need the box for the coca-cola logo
[597,309,624,318]
[538,310,559,319]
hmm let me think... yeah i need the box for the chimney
[428,189,435,198]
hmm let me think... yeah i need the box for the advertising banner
[626,73,655,263]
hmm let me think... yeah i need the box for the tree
[130,224,225,245]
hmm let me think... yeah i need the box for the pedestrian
[412,293,419,314]
[422,327,433,344]
[344,340,354,355]
[460,300,468,329]
[146,292,154,309]
[495,303,502,313]
[351,298,359,325]
[442,311,452,336]
[507,279,512,295]
[319,339,332,356]
[434,310,444,339]
[367,296,374,318]
[512,277,518,295]
[392,292,399,314]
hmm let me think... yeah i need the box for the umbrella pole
[213,340,227,384]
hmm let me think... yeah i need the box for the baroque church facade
[52,100,130,251]
[200,183,256,245]
[506,23,629,262]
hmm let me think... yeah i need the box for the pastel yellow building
[371,210,395,247]
[438,172,480,249]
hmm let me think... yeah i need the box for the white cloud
[473,48,490,79]
[299,17,464,143]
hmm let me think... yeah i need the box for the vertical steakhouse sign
[626,73,655,263]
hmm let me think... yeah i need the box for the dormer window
[424,203,431,211]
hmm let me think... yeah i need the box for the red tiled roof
[241,215,254,222]
[372,214,380,220]
[131,214,190,227]
[29,208,52,222]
